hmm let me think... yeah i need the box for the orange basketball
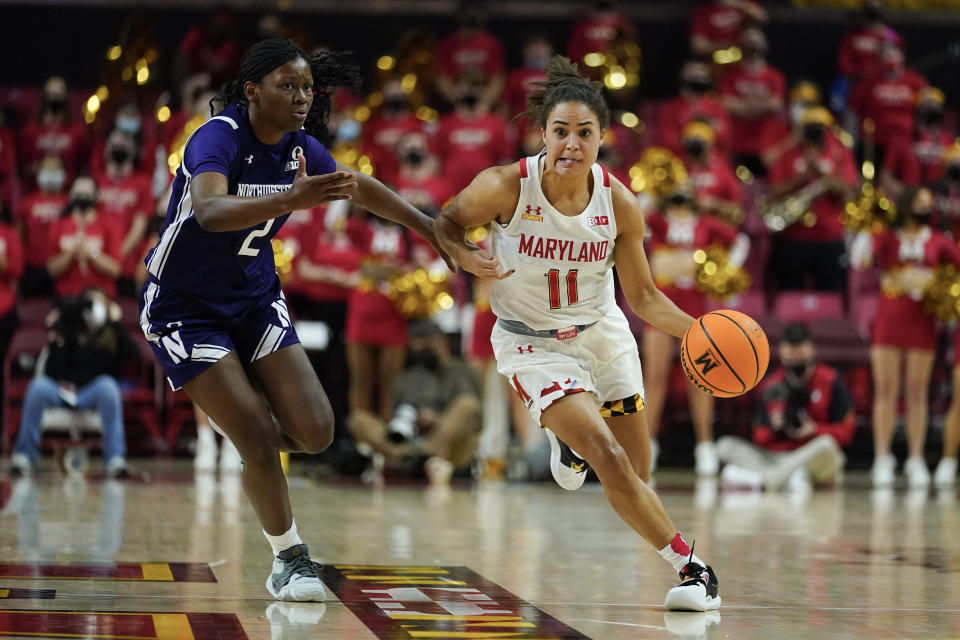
[680,310,770,398]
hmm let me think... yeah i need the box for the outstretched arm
[343,162,454,271]
[611,178,696,339]
[435,164,521,279]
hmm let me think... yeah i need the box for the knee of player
[582,435,631,475]
[297,416,335,454]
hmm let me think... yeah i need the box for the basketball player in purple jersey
[140,40,452,601]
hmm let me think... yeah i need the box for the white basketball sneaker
[544,428,588,490]
[664,549,721,612]
[933,457,957,488]
[194,427,217,473]
[871,454,896,488]
[266,544,326,602]
[694,441,719,476]
[904,457,930,489]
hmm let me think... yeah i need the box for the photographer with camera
[9,288,140,478]
[348,319,481,486]
[717,322,854,492]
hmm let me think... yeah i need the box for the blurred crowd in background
[1,0,960,490]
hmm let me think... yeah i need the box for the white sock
[658,533,705,574]
[263,519,303,557]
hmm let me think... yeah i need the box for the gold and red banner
[0,611,245,640]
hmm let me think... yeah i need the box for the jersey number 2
[546,268,579,309]
[238,219,275,257]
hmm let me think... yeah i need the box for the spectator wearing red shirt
[659,61,733,156]
[0,193,24,374]
[690,0,767,59]
[504,34,553,153]
[932,144,960,239]
[849,41,926,163]
[836,0,904,80]
[392,132,454,218]
[880,87,954,198]
[762,80,824,169]
[95,129,152,298]
[47,177,121,299]
[643,186,749,475]
[769,107,857,292]
[17,155,69,297]
[18,76,88,187]
[360,79,426,186]
[717,322,853,491]
[434,76,512,193]
[434,3,505,109]
[680,121,741,222]
[159,73,212,155]
[173,9,240,87]
[567,1,637,67]
[718,28,785,175]
[851,187,960,488]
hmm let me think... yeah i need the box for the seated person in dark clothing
[349,319,482,485]
[717,322,855,491]
[9,288,141,477]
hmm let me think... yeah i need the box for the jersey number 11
[546,268,579,309]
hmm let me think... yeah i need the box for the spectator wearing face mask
[91,103,158,182]
[763,81,829,168]
[932,144,960,240]
[173,8,240,86]
[881,87,954,198]
[680,121,741,222]
[837,0,904,81]
[567,1,637,70]
[93,129,153,298]
[850,187,960,488]
[434,75,512,193]
[16,155,69,297]
[659,61,732,157]
[717,28,785,176]
[689,0,767,60]
[849,41,926,166]
[504,34,553,153]
[433,2,505,109]
[47,176,121,299]
[8,289,140,479]
[359,79,425,187]
[392,132,454,218]
[768,107,857,292]
[717,322,853,492]
[18,76,89,187]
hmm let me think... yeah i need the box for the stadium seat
[773,291,844,323]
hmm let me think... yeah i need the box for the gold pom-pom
[841,182,897,233]
[386,267,453,318]
[922,264,960,322]
[272,238,296,282]
[693,245,752,300]
[628,147,688,198]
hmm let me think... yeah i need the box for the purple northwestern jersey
[144,102,336,314]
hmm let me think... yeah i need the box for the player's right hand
[460,247,514,280]
[286,153,358,209]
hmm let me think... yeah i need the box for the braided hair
[212,39,361,146]
[514,55,609,130]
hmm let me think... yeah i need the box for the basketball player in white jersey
[436,57,720,611]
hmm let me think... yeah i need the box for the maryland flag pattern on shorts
[599,393,644,417]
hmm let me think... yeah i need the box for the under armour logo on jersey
[245,154,254,164]
[522,205,543,222]
[517,345,533,354]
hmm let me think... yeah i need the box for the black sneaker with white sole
[544,428,589,490]
[266,544,326,602]
[664,546,721,611]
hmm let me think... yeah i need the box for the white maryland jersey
[490,153,617,330]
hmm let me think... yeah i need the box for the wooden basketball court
[0,462,957,639]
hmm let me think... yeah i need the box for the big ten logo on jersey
[522,205,543,222]
[284,146,303,172]
[587,215,609,227]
